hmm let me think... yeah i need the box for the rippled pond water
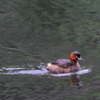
[0,63,95,100]
[1,0,100,100]
[0,65,91,76]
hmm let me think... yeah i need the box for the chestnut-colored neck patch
[70,53,76,61]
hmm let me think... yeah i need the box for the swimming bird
[46,51,84,74]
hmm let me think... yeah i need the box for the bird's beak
[77,57,84,61]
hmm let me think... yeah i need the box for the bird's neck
[71,60,77,65]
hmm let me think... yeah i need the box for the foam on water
[51,68,92,77]
[0,67,92,76]
[0,63,92,76]
[0,70,49,75]
[0,67,49,75]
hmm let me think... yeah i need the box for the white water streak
[0,66,92,76]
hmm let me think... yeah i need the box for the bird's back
[52,59,72,68]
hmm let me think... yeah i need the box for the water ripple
[0,66,92,76]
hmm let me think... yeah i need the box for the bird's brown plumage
[46,51,84,74]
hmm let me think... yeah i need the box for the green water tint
[0,65,92,100]
[0,69,98,100]
[0,0,100,67]
[0,0,100,99]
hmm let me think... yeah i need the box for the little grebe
[46,51,84,74]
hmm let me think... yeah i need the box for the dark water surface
[0,65,97,100]
[0,0,100,100]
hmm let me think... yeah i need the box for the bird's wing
[52,59,72,68]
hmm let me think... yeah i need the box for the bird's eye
[77,54,81,58]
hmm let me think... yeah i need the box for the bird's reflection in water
[70,74,83,89]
